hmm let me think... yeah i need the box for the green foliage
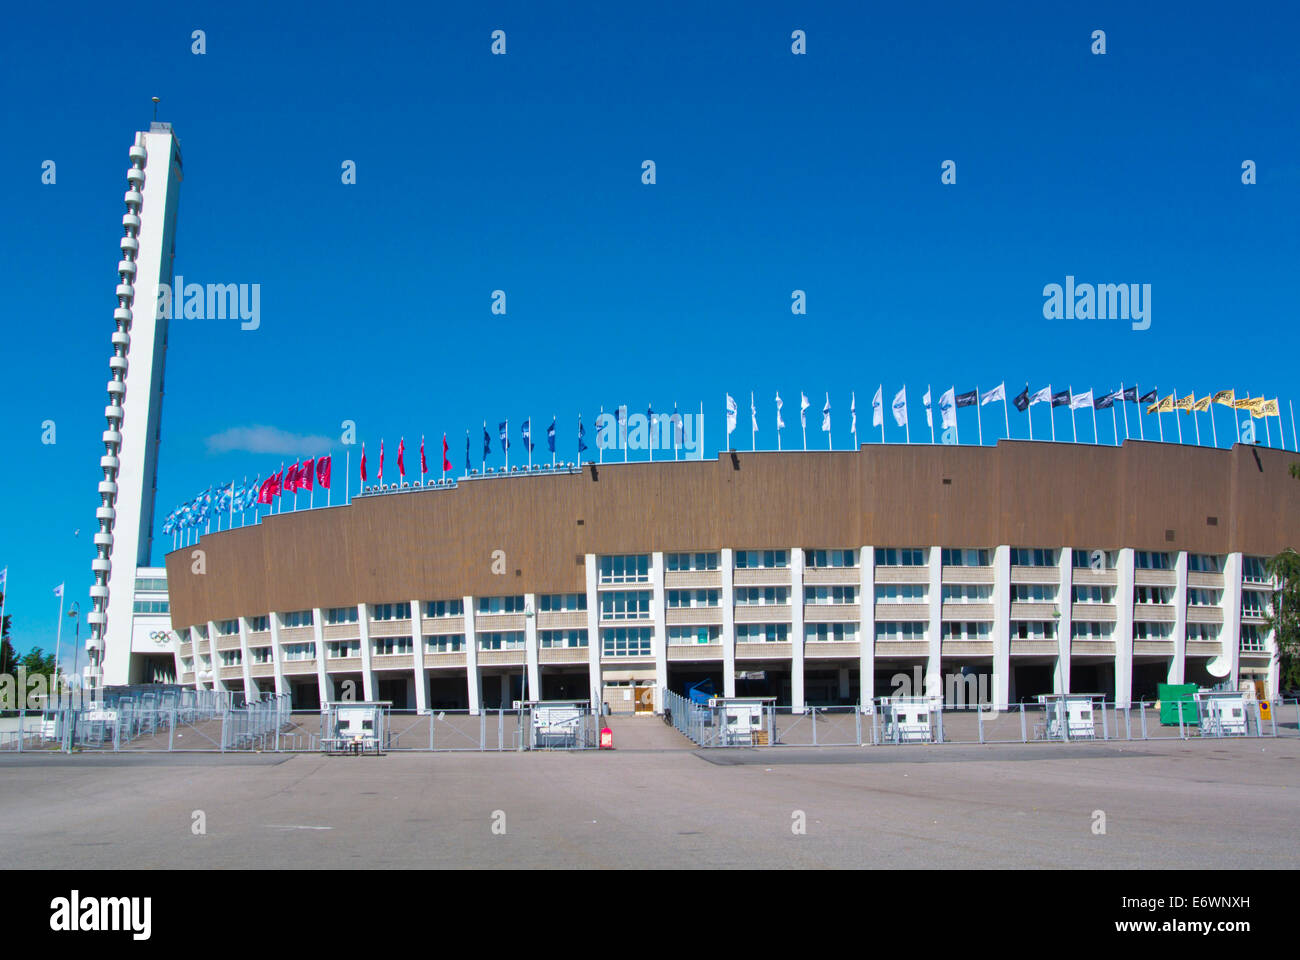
[1267,547,1300,691]
[0,591,14,676]
[21,647,59,683]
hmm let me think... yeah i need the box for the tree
[21,647,59,684]
[1266,548,1300,692]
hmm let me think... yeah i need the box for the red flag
[359,444,367,482]
[420,437,427,475]
[379,440,384,482]
[284,462,299,491]
[300,458,314,491]
[316,455,332,489]
[441,433,451,473]
[398,438,406,478]
[257,471,281,504]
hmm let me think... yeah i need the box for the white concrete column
[791,548,805,712]
[651,553,666,713]
[584,556,601,711]
[1055,549,1073,694]
[464,595,482,715]
[992,546,1011,710]
[927,547,943,701]
[357,602,376,702]
[411,600,428,712]
[721,549,736,697]
[268,612,286,698]
[1222,553,1243,691]
[208,621,227,693]
[1170,552,1188,685]
[1115,548,1136,706]
[238,617,255,697]
[311,607,328,706]
[523,593,539,704]
[860,546,875,711]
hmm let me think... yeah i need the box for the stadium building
[162,441,1297,712]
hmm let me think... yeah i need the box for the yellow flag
[1232,396,1253,410]
[1158,395,1174,413]
[1175,395,1195,412]
[1248,397,1267,417]
[1192,395,1212,412]
[1212,389,1235,406]
[1263,399,1280,417]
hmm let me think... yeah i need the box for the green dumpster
[1158,683,1199,725]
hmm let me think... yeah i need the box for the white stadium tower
[86,122,183,690]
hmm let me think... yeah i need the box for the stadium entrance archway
[804,664,858,706]
[376,674,413,710]
[289,679,320,709]
[426,673,468,710]
[734,662,792,706]
[1010,659,1055,704]
[940,657,994,708]
[1131,657,1171,703]
[480,671,526,710]
[666,665,724,699]
[1070,659,1115,701]
[540,668,589,702]
[874,658,928,701]
[325,672,364,703]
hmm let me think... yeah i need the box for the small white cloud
[206,425,333,455]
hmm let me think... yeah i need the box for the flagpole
[53,585,65,703]
[699,402,704,460]
[975,385,983,446]
[623,408,628,463]
[1090,395,1098,445]
[1209,400,1219,449]
[1264,404,1273,447]
[751,393,756,452]
[1002,391,1010,441]
[880,386,885,444]
[1193,402,1202,445]
[552,418,556,467]
[904,386,910,444]
[1027,389,1034,442]
[1134,384,1143,440]
[1069,387,1077,443]
[1113,383,1122,445]
[1173,391,1183,444]
[852,392,858,449]
[230,480,237,526]
[826,393,831,451]
[1291,400,1297,452]
[927,385,934,444]
[1234,391,1241,443]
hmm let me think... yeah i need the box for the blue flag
[499,420,510,452]
[521,418,534,452]
[482,424,491,459]
[465,431,471,470]
[547,417,556,453]
[578,417,588,452]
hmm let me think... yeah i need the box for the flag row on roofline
[160,387,1296,548]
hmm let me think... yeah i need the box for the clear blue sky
[2,1,1297,664]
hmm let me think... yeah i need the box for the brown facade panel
[165,442,1300,628]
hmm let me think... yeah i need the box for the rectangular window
[326,606,359,625]
[134,577,169,592]
[476,595,526,614]
[1188,554,1222,573]
[1013,620,1056,640]
[735,623,788,642]
[425,634,465,654]
[941,584,993,603]
[734,550,789,569]
[424,598,465,618]
[1186,588,1221,606]
[804,549,858,568]
[601,627,653,657]
[1134,622,1173,640]
[1134,586,1174,605]
[1071,585,1115,604]
[1011,584,1059,603]
[1072,549,1117,570]
[941,621,991,640]
[874,621,927,641]
[1010,548,1057,567]
[250,647,273,664]
[666,588,720,608]
[803,585,857,604]
[1187,624,1221,642]
[538,593,587,612]
[478,631,526,651]
[1242,557,1270,583]
[218,649,242,667]
[1239,625,1267,651]
[283,642,317,661]
[1241,591,1270,618]
[372,636,413,656]
[370,602,411,621]
[325,640,359,658]
[1071,622,1113,640]
[600,590,652,619]
[875,584,927,603]
[805,622,858,642]
[735,587,789,606]
[598,555,650,583]
[132,599,170,614]
[874,548,926,567]
[667,626,720,644]
[539,629,589,648]
[248,615,270,633]
[1135,551,1172,570]
[665,552,719,571]
[941,548,990,567]
[282,610,314,628]
[216,619,239,636]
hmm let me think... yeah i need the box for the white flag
[775,391,785,430]
[872,385,883,427]
[751,393,758,433]
[800,392,810,428]
[850,393,857,434]
[939,387,957,429]
[53,583,64,598]
[923,388,933,428]
[725,394,738,435]
[1029,386,1052,406]
[892,387,908,427]
[820,394,830,432]
[981,382,1005,406]
[1070,389,1093,410]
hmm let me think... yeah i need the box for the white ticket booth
[877,696,937,743]
[1038,694,1101,741]
[1196,690,1249,737]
